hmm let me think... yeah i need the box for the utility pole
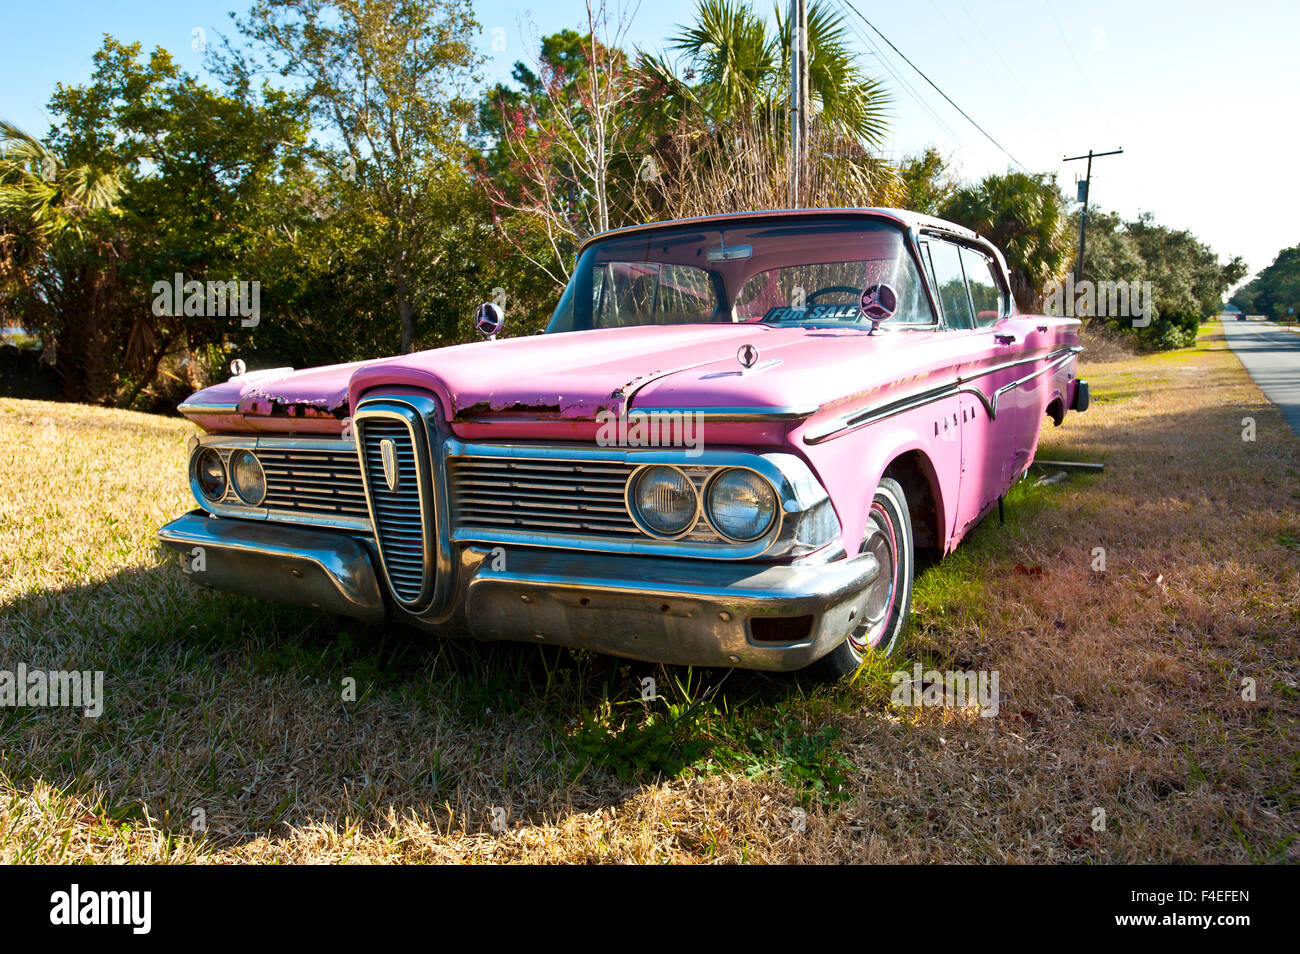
[1063,147,1123,282]
[789,0,809,207]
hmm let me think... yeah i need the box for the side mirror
[474,302,505,340]
[859,283,897,335]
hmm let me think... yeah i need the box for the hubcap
[850,502,897,653]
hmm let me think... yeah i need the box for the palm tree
[0,121,124,402]
[618,0,896,219]
[668,0,889,148]
[0,120,121,295]
[941,172,1073,312]
[0,121,120,241]
[670,0,776,124]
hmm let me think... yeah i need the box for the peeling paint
[244,388,350,419]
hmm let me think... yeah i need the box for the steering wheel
[805,285,862,304]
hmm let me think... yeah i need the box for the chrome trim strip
[804,346,1081,444]
[628,405,820,421]
[991,349,1081,406]
[178,400,240,415]
[454,404,819,424]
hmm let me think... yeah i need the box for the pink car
[160,209,1088,678]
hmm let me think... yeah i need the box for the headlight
[630,465,697,536]
[229,449,266,506]
[706,468,777,541]
[195,448,228,501]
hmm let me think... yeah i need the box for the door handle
[995,332,1017,345]
[1036,324,1048,333]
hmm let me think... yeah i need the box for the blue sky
[2,0,1296,283]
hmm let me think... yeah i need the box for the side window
[927,240,974,330]
[961,247,1006,326]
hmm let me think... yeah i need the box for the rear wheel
[809,477,914,680]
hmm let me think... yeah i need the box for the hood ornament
[380,438,400,492]
[737,344,759,370]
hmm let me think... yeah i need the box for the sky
[1,0,1296,284]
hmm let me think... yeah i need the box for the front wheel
[809,476,914,680]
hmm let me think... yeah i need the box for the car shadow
[0,555,820,853]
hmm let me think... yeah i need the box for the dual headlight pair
[194,447,266,506]
[629,465,777,542]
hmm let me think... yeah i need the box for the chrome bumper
[158,511,879,671]
[157,511,388,623]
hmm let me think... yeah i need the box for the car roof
[577,208,980,252]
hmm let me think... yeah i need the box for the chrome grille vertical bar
[355,400,436,610]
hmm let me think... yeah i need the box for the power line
[1042,0,1097,107]
[837,0,1027,170]
[835,4,963,142]
[840,13,965,145]
[845,27,963,142]
[953,0,1050,128]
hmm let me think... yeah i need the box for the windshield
[546,216,936,333]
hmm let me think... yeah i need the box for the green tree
[231,0,481,353]
[897,147,957,216]
[1073,208,1246,348]
[0,121,124,401]
[941,171,1073,312]
[1232,245,1300,321]
[3,37,313,406]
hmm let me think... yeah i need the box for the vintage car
[159,208,1088,678]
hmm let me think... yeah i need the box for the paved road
[1220,319,1300,437]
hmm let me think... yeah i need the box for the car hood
[345,323,949,420]
[181,323,982,433]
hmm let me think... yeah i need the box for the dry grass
[0,320,1296,863]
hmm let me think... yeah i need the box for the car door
[960,246,1050,476]
[920,237,1022,531]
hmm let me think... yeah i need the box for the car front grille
[448,456,725,544]
[359,418,429,605]
[449,456,640,537]
[258,446,369,520]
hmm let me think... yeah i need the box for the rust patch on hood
[457,398,564,418]
[243,390,350,420]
